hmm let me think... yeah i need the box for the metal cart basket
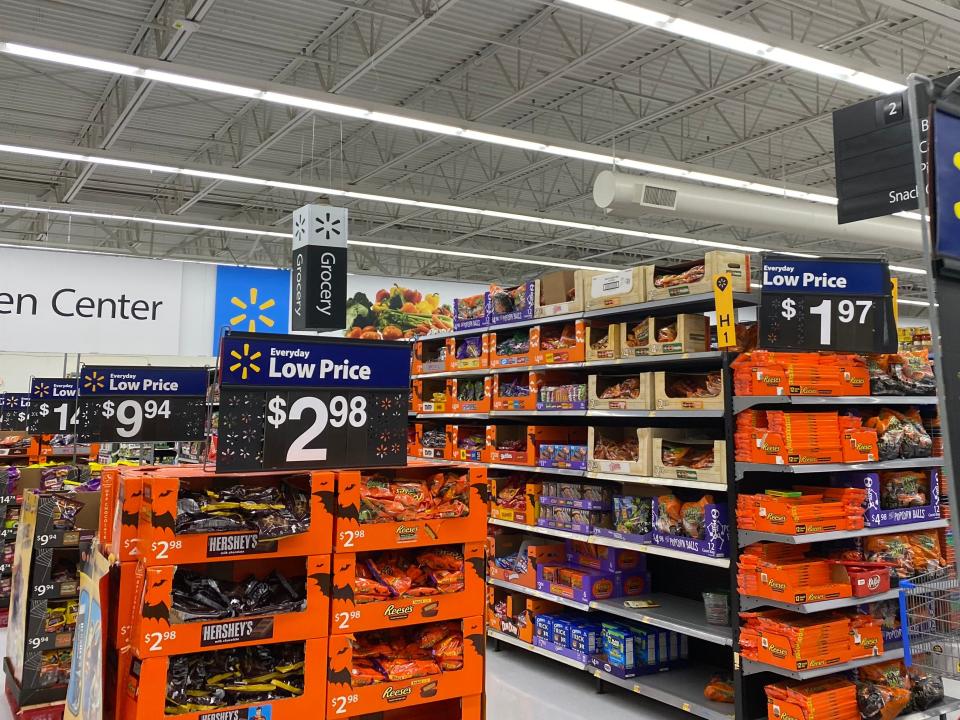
[899,570,960,678]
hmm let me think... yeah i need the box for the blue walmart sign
[213,266,291,354]
[935,109,960,263]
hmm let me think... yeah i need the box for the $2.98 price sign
[266,393,368,464]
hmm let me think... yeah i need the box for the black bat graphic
[338,501,359,523]
[317,489,337,517]
[308,571,332,598]
[141,601,169,623]
[471,481,490,503]
[332,581,354,602]
[158,489,175,498]
[120,509,140,529]
[327,666,353,686]
[151,510,176,533]
[151,579,167,588]
[466,556,485,580]
[333,643,351,657]
[466,632,484,657]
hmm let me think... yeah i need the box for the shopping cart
[899,569,960,678]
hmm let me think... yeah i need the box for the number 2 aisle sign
[759,256,897,354]
[217,332,410,472]
[75,367,207,442]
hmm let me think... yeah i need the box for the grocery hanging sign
[74,366,207,443]
[758,256,897,354]
[28,378,78,435]
[291,204,348,331]
[216,331,409,473]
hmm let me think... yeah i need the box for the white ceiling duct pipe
[593,171,921,251]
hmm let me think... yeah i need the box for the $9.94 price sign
[759,256,897,354]
[28,378,79,434]
[216,332,410,473]
[75,366,207,443]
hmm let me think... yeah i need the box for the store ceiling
[0,0,954,310]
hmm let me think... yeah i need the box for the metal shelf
[488,577,591,611]
[486,628,588,670]
[487,463,585,476]
[733,394,940,412]
[585,471,727,491]
[589,665,736,720]
[582,291,758,319]
[742,646,905,680]
[414,368,492,379]
[738,518,948,547]
[415,413,489,420]
[487,517,731,568]
[736,456,944,478]
[898,699,960,720]
[489,409,586,417]
[585,351,725,370]
[590,596,733,646]
[587,409,725,418]
[491,361,586,374]
[739,587,902,613]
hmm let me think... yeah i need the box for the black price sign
[28,379,78,435]
[75,367,207,442]
[759,257,897,354]
[0,394,31,431]
[216,332,411,473]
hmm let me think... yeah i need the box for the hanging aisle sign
[758,256,897,354]
[291,204,348,331]
[0,394,31,431]
[216,331,410,472]
[28,379,79,435]
[75,367,207,443]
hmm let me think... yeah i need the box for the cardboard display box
[535,270,584,318]
[489,477,541,525]
[652,436,727,485]
[587,373,654,411]
[130,555,330,657]
[447,424,489,463]
[325,617,483,718]
[588,426,656,477]
[645,251,750,300]
[487,533,565,589]
[487,425,581,467]
[488,283,535,326]
[413,377,451,414]
[583,268,646,310]
[449,377,492,414]
[122,638,328,720]
[137,470,334,565]
[491,372,539,412]
[412,337,450,375]
[489,327,534,369]
[331,542,484,633]
[620,315,709,359]
[333,466,487,552]
[411,422,450,461]
[453,293,489,331]
[533,320,586,365]
[449,334,489,372]
[654,370,725,411]
[585,322,620,362]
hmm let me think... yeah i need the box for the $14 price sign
[759,257,896,354]
[28,378,78,434]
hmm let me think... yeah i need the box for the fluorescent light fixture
[558,0,906,94]
[348,240,608,270]
[896,298,932,307]
[142,70,262,98]
[889,265,926,275]
[2,42,139,76]
[544,146,615,164]
[460,130,546,152]
[179,169,267,185]
[260,91,370,119]
[366,112,463,136]
[89,157,179,173]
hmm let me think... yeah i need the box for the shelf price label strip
[215,331,411,473]
[28,378,78,435]
[758,255,897,354]
[75,366,208,443]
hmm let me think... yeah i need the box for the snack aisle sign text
[74,366,207,443]
[216,331,410,472]
[758,256,897,354]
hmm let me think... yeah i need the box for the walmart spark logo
[955,152,960,220]
[33,382,50,398]
[83,371,105,393]
[228,342,262,381]
[230,287,277,332]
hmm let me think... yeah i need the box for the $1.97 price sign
[758,256,897,354]
[75,366,207,442]
[28,378,79,434]
[216,332,411,472]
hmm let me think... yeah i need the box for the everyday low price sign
[216,331,410,472]
[0,394,30,431]
[75,367,207,442]
[28,379,79,435]
[758,256,897,354]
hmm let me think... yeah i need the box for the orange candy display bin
[534,319,586,365]
[331,542,484,634]
[413,377,452,414]
[765,678,859,720]
[486,584,558,644]
[137,469,334,565]
[489,327,534,369]
[489,477,541,525]
[449,334,490,372]
[122,638,328,720]
[410,422,450,461]
[450,377,492,414]
[325,617,484,719]
[383,695,483,720]
[492,371,540,411]
[487,532,565,589]
[129,555,331,657]
[447,424,490,463]
[333,465,487,553]
[412,337,452,375]
[110,561,138,651]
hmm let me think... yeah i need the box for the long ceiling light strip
[557,0,905,95]
[0,142,814,258]
[0,143,926,274]
[0,40,911,214]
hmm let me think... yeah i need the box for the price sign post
[27,378,78,435]
[216,332,410,473]
[0,394,31,431]
[75,367,207,443]
[758,256,897,354]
